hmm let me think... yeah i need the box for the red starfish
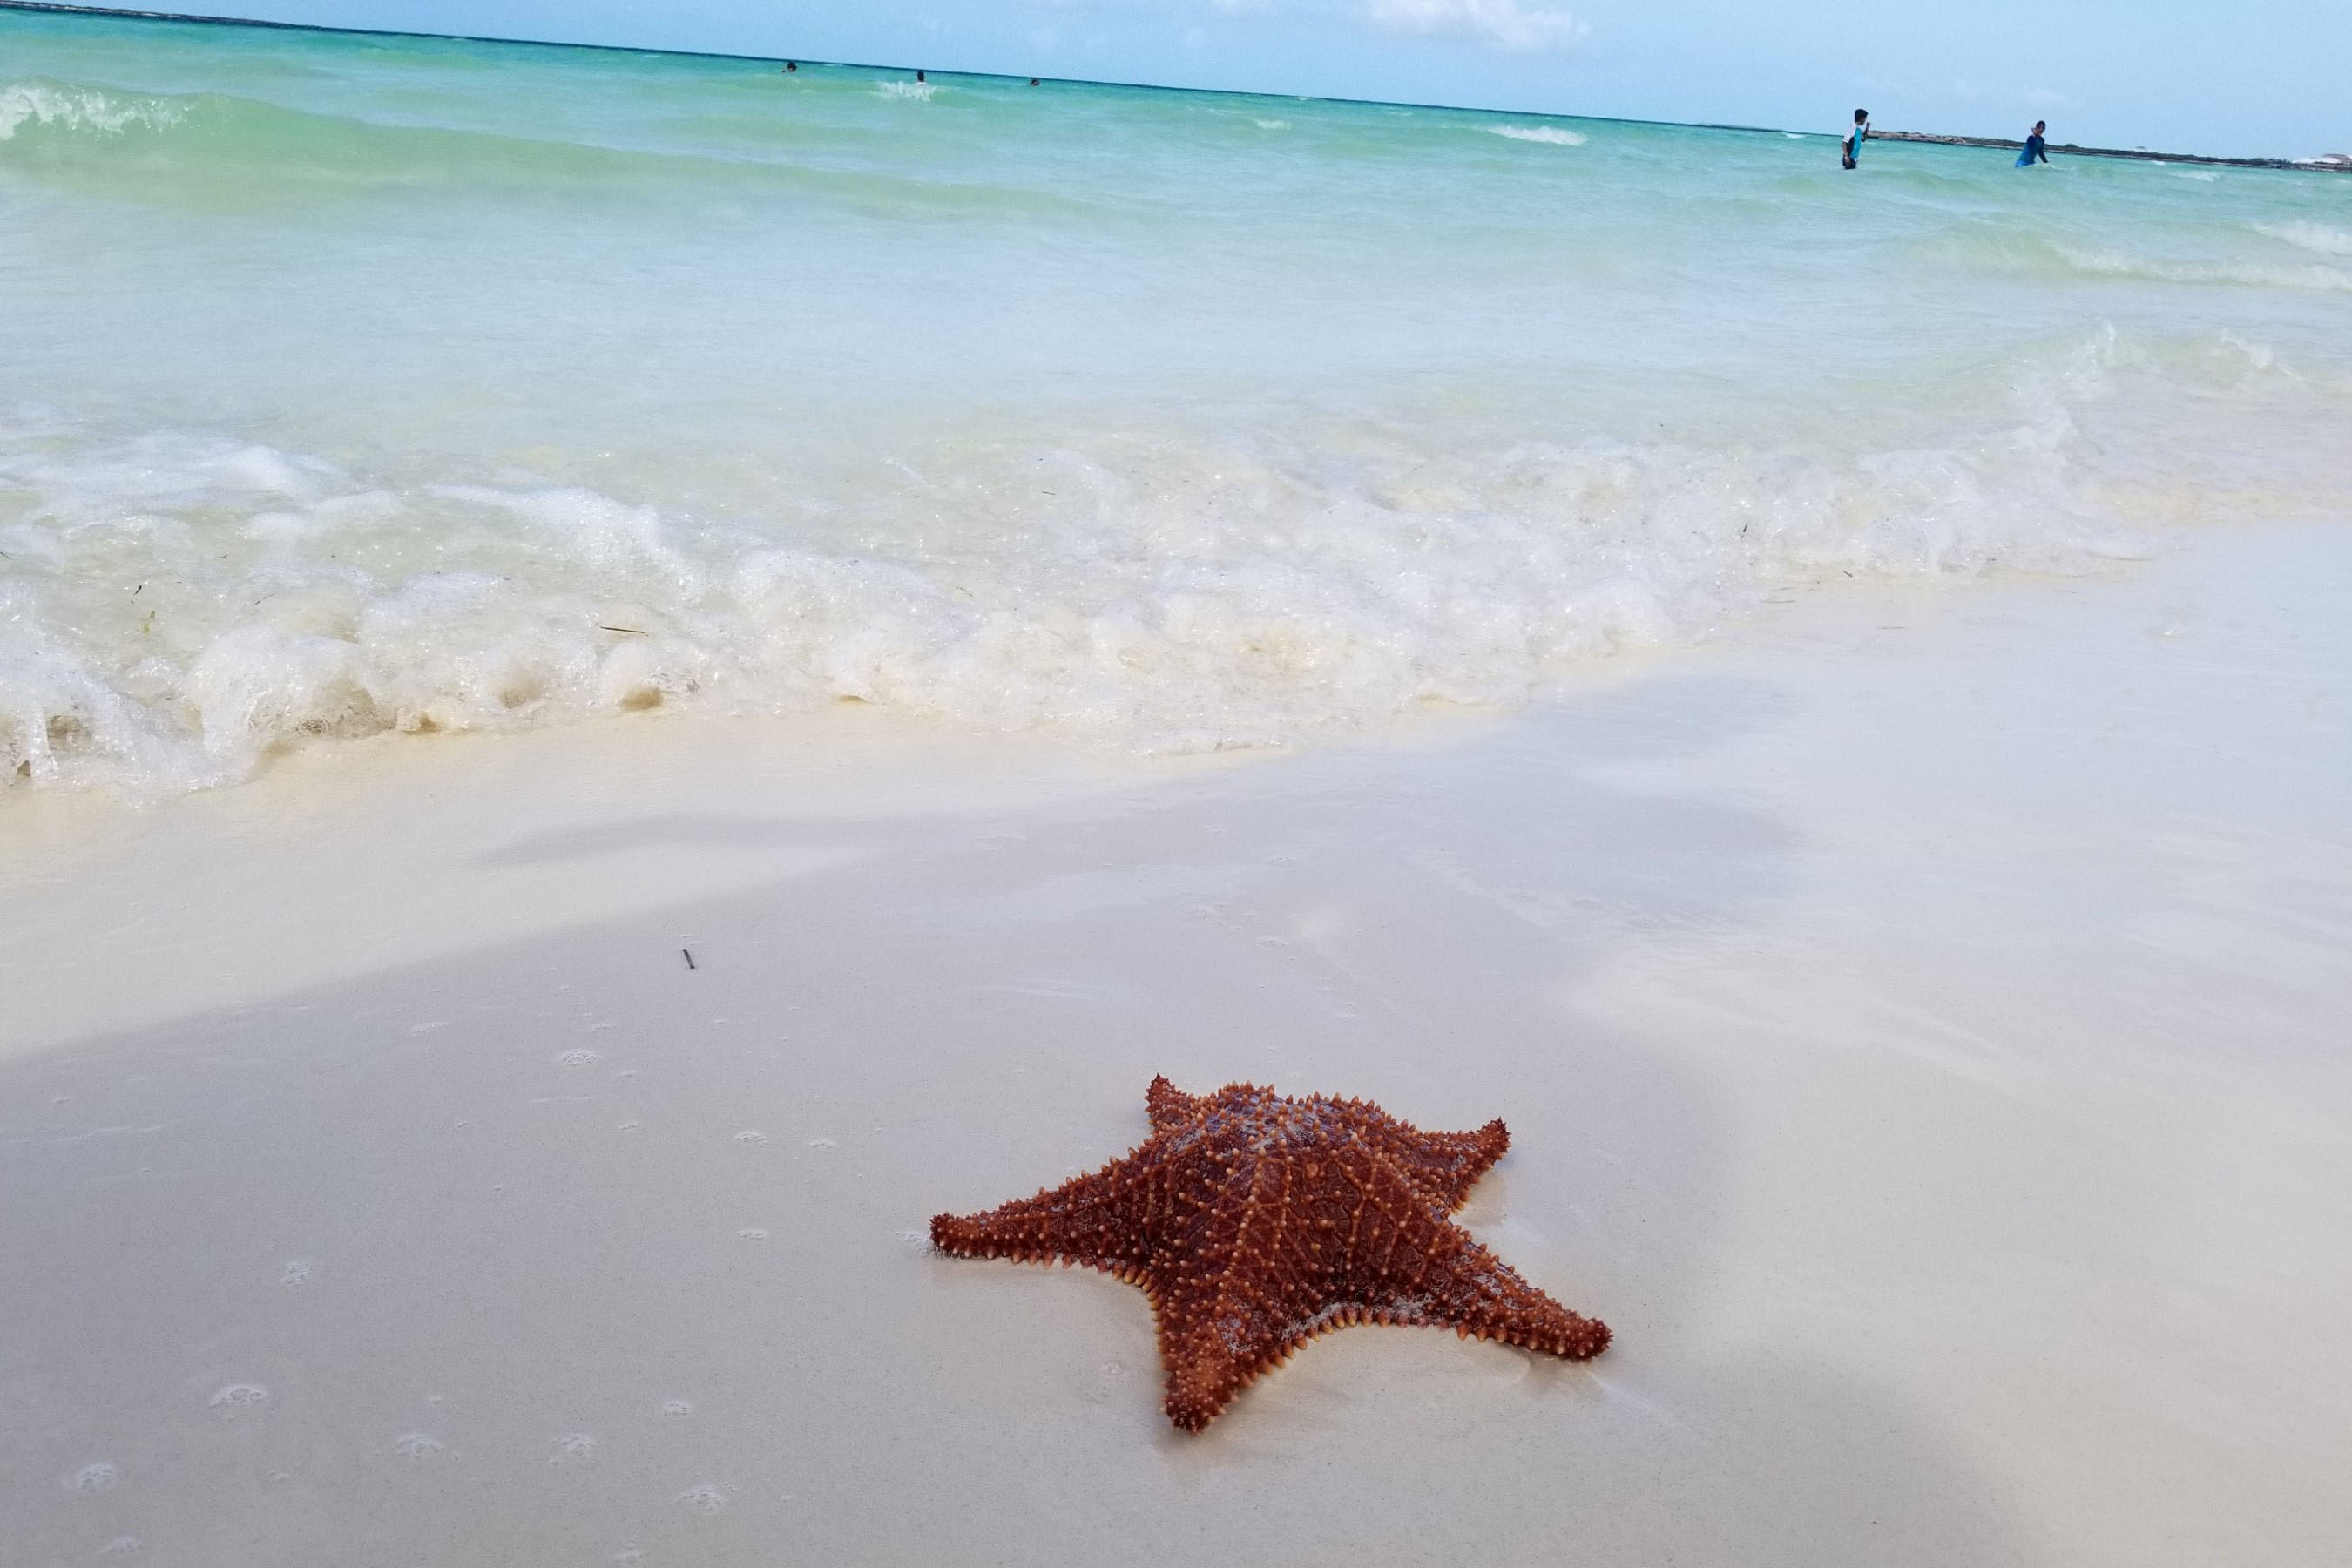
[932,1077,1610,1431]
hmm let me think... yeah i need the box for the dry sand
[3,521,2349,1566]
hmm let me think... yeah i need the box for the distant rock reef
[1876,130,2351,173]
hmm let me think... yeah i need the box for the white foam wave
[2251,220,2352,258]
[2058,246,2352,293]
[876,81,937,101]
[1,376,2160,795]
[0,80,183,140]
[1485,125,1586,146]
[1254,118,1290,131]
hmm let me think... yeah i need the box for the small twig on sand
[682,948,696,970]
[599,625,647,635]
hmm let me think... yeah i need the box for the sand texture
[3,523,2349,1565]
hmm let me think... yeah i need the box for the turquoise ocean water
[4,9,2349,792]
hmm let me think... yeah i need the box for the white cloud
[1363,0,1590,52]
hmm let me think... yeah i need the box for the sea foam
[2252,220,2352,258]
[1485,125,1586,145]
[2,365,2164,794]
[2057,246,2352,293]
[0,79,181,139]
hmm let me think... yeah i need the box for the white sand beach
[4,518,2347,1565]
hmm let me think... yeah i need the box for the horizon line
[3,0,2335,168]
[0,0,1860,145]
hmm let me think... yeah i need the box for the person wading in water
[1842,108,1869,170]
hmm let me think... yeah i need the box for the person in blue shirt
[1842,109,1869,170]
[2017,121,2051,166]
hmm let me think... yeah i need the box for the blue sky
[71,1,2352,156]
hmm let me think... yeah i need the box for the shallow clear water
[4,10,2349,792]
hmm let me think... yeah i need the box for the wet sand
[3,520,2348,1565]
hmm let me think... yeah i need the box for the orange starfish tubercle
[931,1077,1610,1431]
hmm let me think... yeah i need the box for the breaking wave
[0,73,1091,220]
[2057,245,2352,293]
[1486,125,1586,146]
[0,78,186,139]
[2252,220,2352,258]
[1,365,2165,794]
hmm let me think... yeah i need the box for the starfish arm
[1152,1192,1302,1429]
[1141,1144,1317,1430]
[1155,1134,1391,1431]
[1156,1294,1294,1433]
[1414,1233,1611,1360]
[930,1160,1159,1274]
[1396,1118,1511,1212]
[1145,1075,1206,1134]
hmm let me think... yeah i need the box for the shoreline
[6,519,2349,1562]
[6,0,2345,171]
